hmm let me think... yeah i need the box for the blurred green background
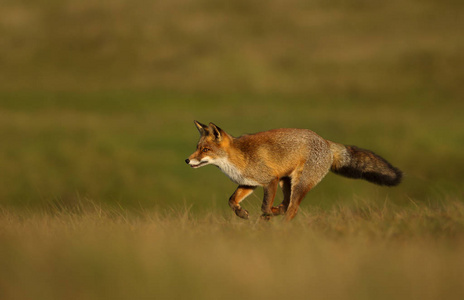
[1,0,463,213]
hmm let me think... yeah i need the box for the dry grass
[1,200,464,300]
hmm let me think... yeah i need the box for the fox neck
[213,157,260,187]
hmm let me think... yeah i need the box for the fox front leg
[229,185,256,219]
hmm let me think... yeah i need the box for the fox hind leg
[260,178,279,220]
[284,155,331,221]
[284,166,318,221]
[284,183,312,221]
[229,185,256,219]
[271,177,291,216]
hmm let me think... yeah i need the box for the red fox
[185,121,402,221]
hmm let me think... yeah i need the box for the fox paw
[234,208,249,219]
[260,213,272,221]
[271,205,286,216]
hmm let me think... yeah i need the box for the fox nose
[185,159,190,164]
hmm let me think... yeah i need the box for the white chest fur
[213,157,260,186]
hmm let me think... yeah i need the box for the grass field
[1,0,464,299]
[1,200,464,300]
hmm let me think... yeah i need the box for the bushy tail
[329,142,402,186]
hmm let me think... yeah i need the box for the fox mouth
[190,161,209,168]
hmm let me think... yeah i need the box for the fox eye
[202,148,210,153]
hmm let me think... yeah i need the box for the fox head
[185,121,231,169]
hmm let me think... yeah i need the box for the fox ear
[209,122,224,142]
[194,120,209,136]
